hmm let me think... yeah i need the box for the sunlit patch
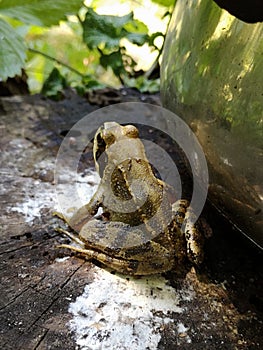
[68,267,194,349]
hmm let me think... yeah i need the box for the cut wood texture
[0,90,262,349]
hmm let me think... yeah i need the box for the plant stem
[145,11,173,79]
[28,48,85,78]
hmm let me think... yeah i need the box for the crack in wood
[0,243,33,256]
[0,232,60,256]
[1,261,86,348]
[33,328,49,350]
[27,262,85,329]
[0,286,32,311]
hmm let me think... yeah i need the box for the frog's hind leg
[57,243,137,274]
[55,225,142,274]
[57,243,172,275]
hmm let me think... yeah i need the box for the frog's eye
[94,130,115,159]
[103,131,116,146]
[94,133,106,159]
[124,125,139,138]
[94,131,114,177]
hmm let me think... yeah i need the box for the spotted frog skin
[57,122,209,275]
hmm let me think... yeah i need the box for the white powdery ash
[68,267,194,350]
[8,163,99,225]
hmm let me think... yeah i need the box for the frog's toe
[56,227,85,247]
[184,224,204,265]
[53,211,65,219]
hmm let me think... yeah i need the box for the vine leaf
[82,8,148,50]
[0,0,83,26]
[41,67,67,100]
[0,0,83,80]
[100,50,125,78]
[0,18,26,80]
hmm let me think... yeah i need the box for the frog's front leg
[64,184,106,231]
[53,206,94,232]
[172,199,205,265]
[67,204,95,231]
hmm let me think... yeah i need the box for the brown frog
[56,122,209,275]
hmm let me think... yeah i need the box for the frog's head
[93,122,140,176]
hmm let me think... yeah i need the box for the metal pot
[161,0,263,247]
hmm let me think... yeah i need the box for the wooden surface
[0,91,262,349]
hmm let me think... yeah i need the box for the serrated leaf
[82,8,148,50]
[0,0,83,27]
[123,19,149,46]
[0,18,26,80]
[124,31,148,46]
[100,50,125,78]
[41,67,67,100]
[124,18,148,35]
[74,75,105,95]
[82,14,119,49]
[124,75,160,93]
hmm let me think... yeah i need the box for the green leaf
[41,67,67,100]
[81,74,105,89]
[124,75,160,93]
[0,18,26,80]
[124,30,149,46]
[74,75,105,95]
[82,8,129,50]
[124,18,148,35]
[82,8,148,50]
[0,0,83,27]
[151,0,175,7]
[100,50,125,78]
